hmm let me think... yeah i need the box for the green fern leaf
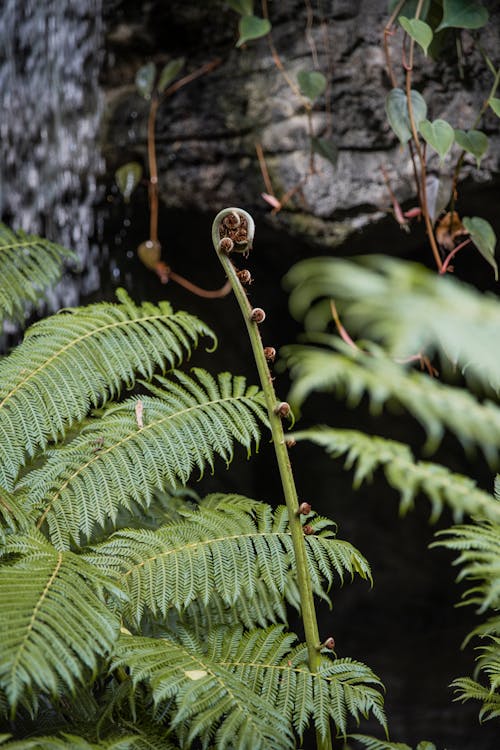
[0,291,214,489]
[0,735,143,749]
[113,625,386,746]
[283,338,500,462]
[0,532,124,709]
[21,372,267,549]
[434,521,500,612]
[452,676,500,721]
[347,735,413,750]
[0,225,75,327]
[0,736,139,749]
[86,495,370,625]
[285,255,500,392]
[292,427,500,523]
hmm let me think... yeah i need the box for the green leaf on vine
[489,97,500,118]
[385,88,427,144]
[236,15,271,46]
[419,119,454,161]
[454,129,489,167]
[157,58,185,93]
[436,0,489,31]
[463,216,498,280]
[135,62,156,99]
[311,137,338,166]
[226,0,253,13]
[297,71,327,102]
[399,16,433,55]
[115,162,143,203]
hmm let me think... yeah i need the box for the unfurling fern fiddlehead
[212,208,334,750]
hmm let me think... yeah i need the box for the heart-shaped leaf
[226,0,253,13]
[135,62,156,99]
[489,97,500,117]
[436,0,488,31]
[157,58,185,93]
[399,16,433,55]
[419,118,454,161]
[297,71,327,102]
[236,15,271,46]
[454,129,489,167]
[385,88,427,144]
[463,216,498,279]
[115,162,143,203]
[311,137,338,166]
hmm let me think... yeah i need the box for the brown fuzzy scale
[237,269,252,284]
[219,213,250,249]
[250,308,266,323]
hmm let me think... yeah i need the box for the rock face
[103,0,500,247]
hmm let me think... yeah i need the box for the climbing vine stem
[212,208,333,750]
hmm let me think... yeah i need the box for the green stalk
[212,208,333,750]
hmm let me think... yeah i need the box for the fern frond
[0,225,75,327]
[434,521,500,613]
[347,736,412,750]
[21,371,267,549]
[0,734,139,749]
[283,338,500,461]
[348,736,436,750]
[0,290,214,489]
[113,625,386,747]
[451,676,500,721]
[285,255,500,392]
[0,532,124,709]
[0,489,34,545]
[292,427,500,523]
[86,495,370,625]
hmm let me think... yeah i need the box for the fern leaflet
[113,624,386,748]
[292,427,500,522]
[85,495,371,625]
[0,290,214,490]
[285,255,500,392]
[0,224,75,327]
[283,338,500,461]
[20,372,267,549]
[0,532,124,708]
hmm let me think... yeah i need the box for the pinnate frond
[348,736,436,750]
[0,532,124,708]
[0,224,75,327]
[283,338,500,461]
[113,625,386,748]
[21,371,267,549]
[0,735,140,749]
[0,289,214,489]
[451,675,500,721]
[285,254,500,392]
[86,495,371,625]
[434,521,500,612]
[292,427,500,522]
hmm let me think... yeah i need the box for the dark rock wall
[102,0,500,247]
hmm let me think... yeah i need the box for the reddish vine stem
[401,0,442,271]
[439,238,472,275]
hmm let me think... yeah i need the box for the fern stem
[212,208,333,750]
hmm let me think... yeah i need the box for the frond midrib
[122,530,292,577]
[9,552,63,687]
[36,393,264,529]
